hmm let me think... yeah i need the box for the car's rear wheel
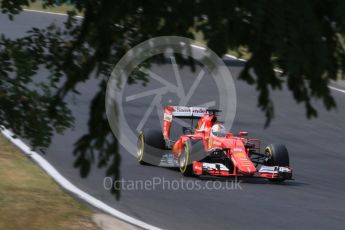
[179,141,193,176]
[137,129,165,166]
[265,144,290,182]
[179,139,204,177]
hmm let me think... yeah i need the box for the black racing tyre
[265,144,290,182]
[179,139,205,177]
[265,144,290,167]
[137,129,165,166]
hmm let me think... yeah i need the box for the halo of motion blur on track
[137,106,293,182]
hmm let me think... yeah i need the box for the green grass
[0,134,98,230]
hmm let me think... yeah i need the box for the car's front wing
[192,162,293,180]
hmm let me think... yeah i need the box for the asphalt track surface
[2,11,345,230]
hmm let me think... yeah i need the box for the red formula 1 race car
[137,106,293,182]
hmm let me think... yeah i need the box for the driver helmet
[211,123,227,137]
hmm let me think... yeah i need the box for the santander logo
[174,107,191,113]
[192,108,207,114]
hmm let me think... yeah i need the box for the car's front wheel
[265,143,290,182]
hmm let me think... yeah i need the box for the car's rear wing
[163,106,208,142]
[167,106,208,118]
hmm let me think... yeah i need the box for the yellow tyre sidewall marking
[265,146,272,157]
[180,143,189,173]
[138,133,144,161]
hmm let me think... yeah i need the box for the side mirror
[239,131,248,137]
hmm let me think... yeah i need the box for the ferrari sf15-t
[137,106,293,182]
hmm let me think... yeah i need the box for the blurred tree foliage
[1,0,345,196]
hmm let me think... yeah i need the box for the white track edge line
[329,85,345,94]
[24,8,83,18]
[0,127,162,230]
